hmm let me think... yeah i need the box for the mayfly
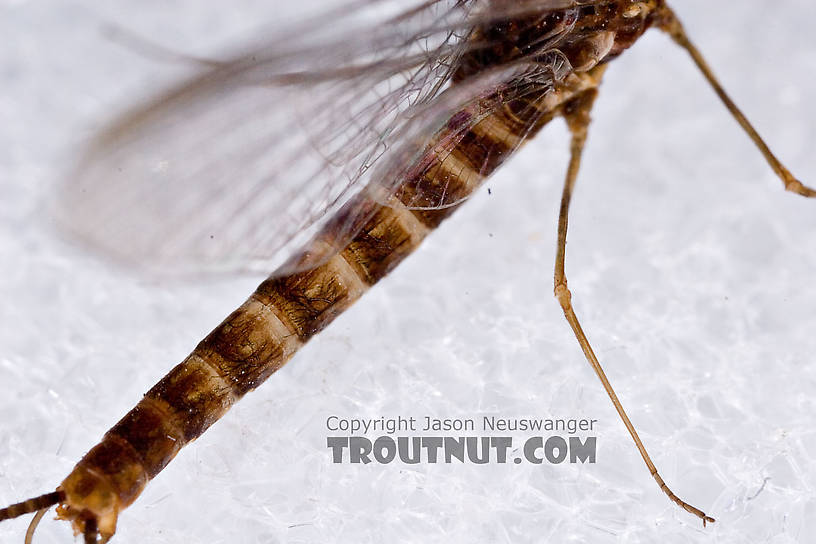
[0,0,812,542]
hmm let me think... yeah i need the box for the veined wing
[56,0,601,276]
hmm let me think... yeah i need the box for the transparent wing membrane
[56,0,602,275]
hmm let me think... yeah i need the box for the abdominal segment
[54,68,600,539]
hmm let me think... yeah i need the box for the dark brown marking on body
[408,204,463,230]
[255,263,355,340]
[342,203,420,284]
[196,299,288,397]
[400,88,557,229]
[452,126,509,176]
[106,400,184,478]
[145,358,233,442]
[504,95,555,131]
[456,2,657,81]
[73,438,147,507]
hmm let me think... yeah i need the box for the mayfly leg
[656,6,814,197]
[552,65,715,526]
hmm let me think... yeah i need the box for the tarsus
[658,5,815,198]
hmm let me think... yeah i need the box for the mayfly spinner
[1,0,812,542]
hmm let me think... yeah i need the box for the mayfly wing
[276,56,574,275]
[55,0,597,277]
[55,0,468,276]
[374,55,574,210]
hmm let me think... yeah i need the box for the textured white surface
[1,1,815,543]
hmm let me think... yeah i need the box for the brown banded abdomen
[54,70,602,539]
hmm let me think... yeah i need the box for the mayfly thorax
[1,1,813,542]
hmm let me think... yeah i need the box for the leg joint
[553,282,572,311]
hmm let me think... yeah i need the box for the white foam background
[1,1,815,543]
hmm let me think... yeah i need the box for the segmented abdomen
[55,69,603,538]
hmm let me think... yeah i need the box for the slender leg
[657,5,815,197]
[553,88,715,525]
